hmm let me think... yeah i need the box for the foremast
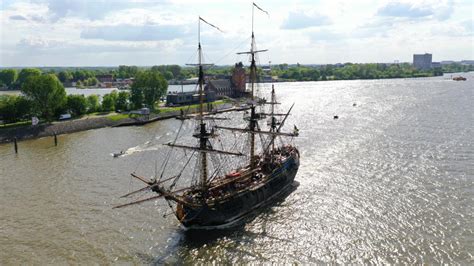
[186,17,224,197]
[197,43,208,195]
[168,28,245,197]
[195,17,212,196]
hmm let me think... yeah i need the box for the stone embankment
[0,103,238,144]
[0,117,119,144]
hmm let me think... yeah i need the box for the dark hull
[179,152,300,229]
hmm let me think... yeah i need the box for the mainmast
[237,2,268,169]
[249,8,258,169]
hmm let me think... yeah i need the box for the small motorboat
[113,151,125,158]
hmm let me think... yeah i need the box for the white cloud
[377,2,433,18]
[376,0,455,21]
[9,15,27,20]
[81,23,190,41]
[0,0,472,66]
[281,10,331,30]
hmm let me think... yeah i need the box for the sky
[0,0,472,67]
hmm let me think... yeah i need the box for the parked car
[59,113,72,120]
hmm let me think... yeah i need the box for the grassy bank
[0,121,31,130]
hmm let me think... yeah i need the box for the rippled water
[1,74,473,264]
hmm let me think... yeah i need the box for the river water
[0,84,197,97]
[0,74,472,264]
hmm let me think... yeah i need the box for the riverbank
[0,103,236,144]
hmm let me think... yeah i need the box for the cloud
[80,24,189,41]
[377,2,433,18]
[17,37,63,50]
[8,36,188,66]
[32,0,168,21]
[16,36,184,53]
[1,0,473,66]
[462,19,473,33]
[376,1,456,21]
[353,18,395,38]
[9,15,27,20]
[281,10,331,30]
[309,29,344,42]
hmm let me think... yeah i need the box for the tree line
[267,63,474,81]
[1,63,472,91]
[0,69,167,125]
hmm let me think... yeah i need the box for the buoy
[353,103,357,107]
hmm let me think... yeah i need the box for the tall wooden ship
[115,5,300,229]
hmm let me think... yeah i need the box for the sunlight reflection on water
[0,74,473,264]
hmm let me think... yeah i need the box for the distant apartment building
[413,53,432,70]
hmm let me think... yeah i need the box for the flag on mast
[253,2,269,15]
[199,17,223,32]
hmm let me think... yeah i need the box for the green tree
[115,91,130,111]
[86,94,100,113]
[0,95,18,122]
[21,74,66,120]
[90,77,98,86]
[66,94,87,117]
[101,93,115,112]
[17,68,41,86]
[163,71,174,80]
[167,65,182,78]
[72,69,94,82]
[131,70,167,109]
[109,90,119,103]
[82,77,98,86]
[76,80,83,88]
[0,69,18,88]
[57,71,73,83]
[0,95,32,123]
[118,65,139,79]
[130,86,144,109]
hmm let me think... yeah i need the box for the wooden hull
[178,151,300,229]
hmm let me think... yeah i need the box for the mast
[236,3,268,169]
[197,18,208,195]
[251,3,256,101]
[249,23,256,167]
[183,17,222,195]
[270,85,276,155]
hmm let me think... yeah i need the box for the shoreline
[0,103,238,144]
[1,72,470,93]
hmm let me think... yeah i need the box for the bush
[66,94,87,117]
[115,91,130,111]
[86,95,100,113]
[101,93,115,112]
[0,95,32,123]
